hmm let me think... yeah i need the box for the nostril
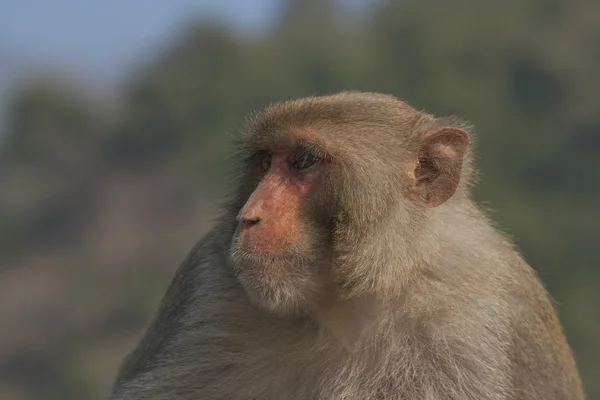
[241,217,261,228]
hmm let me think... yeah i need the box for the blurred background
[0,0,598,399]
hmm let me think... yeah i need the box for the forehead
[242,92,416,150]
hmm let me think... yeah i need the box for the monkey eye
[291,147,320,172]
[260,153,272,171]
[253,151,271,171]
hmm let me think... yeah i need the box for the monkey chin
[229,245,322,317]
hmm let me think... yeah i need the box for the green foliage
[1,0,598,398]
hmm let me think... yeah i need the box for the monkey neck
[315,294,385,352]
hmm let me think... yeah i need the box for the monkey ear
[410,128,468,207]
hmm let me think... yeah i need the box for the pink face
[236,144,326,258]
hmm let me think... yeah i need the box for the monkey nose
[239,216,261,229]
[236,203,262,229]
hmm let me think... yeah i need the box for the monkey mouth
[229,245,302,269]
[229,235,311,265]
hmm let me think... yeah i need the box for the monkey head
[228,92,470,316]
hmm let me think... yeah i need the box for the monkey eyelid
[294,138,330,158]
[290,147,326,173]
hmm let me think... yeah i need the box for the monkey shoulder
[502,260,585,399]
[111,227,236,396]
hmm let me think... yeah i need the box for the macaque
[110,92,585,399]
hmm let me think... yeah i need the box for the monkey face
[229,143,334,316]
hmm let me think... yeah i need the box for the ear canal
[413,127,468,207]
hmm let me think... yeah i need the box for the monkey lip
[231,247,299,265]
[229,240,315,272]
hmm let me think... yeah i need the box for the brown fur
[110,92,585,400]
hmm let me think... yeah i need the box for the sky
[0,0,281,82]
[0,0,283,130]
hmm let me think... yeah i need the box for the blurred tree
[0,77,103,258]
